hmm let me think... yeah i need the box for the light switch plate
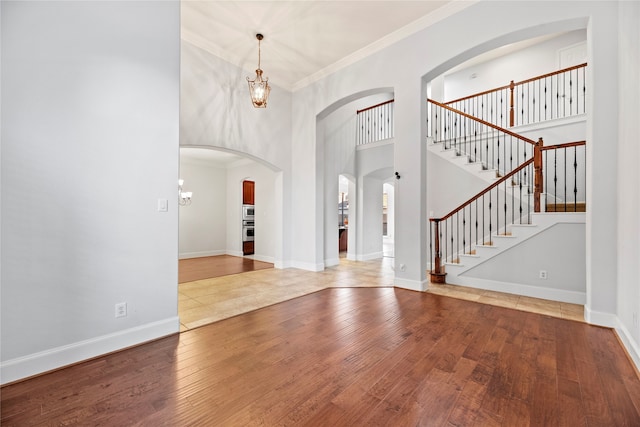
[157,198,168,212]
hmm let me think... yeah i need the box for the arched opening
[177,146,284,327]
[178,146,282,266]
[338,174,351,257]
[317,89,395,268]
[422,26,588,303]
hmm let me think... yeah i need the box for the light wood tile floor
[178,256,584,331]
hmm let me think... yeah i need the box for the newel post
[533,137,543,212]
[509,80,515,127]
[430,219,447,284]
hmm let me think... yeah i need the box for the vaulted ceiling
[181,1,465,91]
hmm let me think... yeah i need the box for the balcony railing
[542,141,587,212]
[444,63,587,128]
[356,99,394,145]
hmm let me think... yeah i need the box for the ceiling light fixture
[246,33,271,108]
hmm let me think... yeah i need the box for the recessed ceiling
[181,1,465,91]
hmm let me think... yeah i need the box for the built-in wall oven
[242,220,255,242]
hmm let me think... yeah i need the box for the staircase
[427,64,588,304]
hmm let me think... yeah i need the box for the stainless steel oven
[242,205,255,221]
[242,220,255,242]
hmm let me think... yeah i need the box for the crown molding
[291,1,479,92]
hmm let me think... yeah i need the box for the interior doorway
[338,175,350,255]
[383,182,395,258]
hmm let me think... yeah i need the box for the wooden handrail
[540,140,586,151]
[430,157,534,223]
[356,99,394,114]
[429,140,586,223]
[444,63,587,106]
[513,63,587,87]
[427,99,537,145]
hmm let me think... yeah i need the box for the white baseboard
[451,276,586,305]
[274,260,290,269]
[584,305,618,328]
[357,251,383,261]
[325,257,340,267]
[0,317,179,385]
[613,320,640,373]
[251,254,275,264]
[179,250,226,259]
[291,260,325,272]
[394,277,429,292]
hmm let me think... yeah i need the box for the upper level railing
[356,99,394,145]
[541,140,587,212]
[444,63,587,128]
[427,99,536,177]
[429,139,586,282]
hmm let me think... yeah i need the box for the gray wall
[1,1,180,383]
[178,157,228,258]
[615,0,640,365]
[462,223,586,294]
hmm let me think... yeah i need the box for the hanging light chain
[257,34,262,70]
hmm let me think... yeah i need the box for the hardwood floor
[3,287,640,426]
[179,255,273,283]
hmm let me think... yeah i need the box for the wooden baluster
[430,219,446,283]
[534,137,544,212]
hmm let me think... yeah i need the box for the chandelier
[246,33,271,108]
[178,179,192,206]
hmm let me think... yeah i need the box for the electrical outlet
[115,302,127,318]
[539,270,548,280]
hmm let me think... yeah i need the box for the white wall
[178,157,227,258]
[584,2,619,325]
[359,176,385,259]
[1,1,180,383]
[615,0,640,368]
[462,223,586,298]
[426,151,489,219]
[443,29,587,101]
[516,117,586,146]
